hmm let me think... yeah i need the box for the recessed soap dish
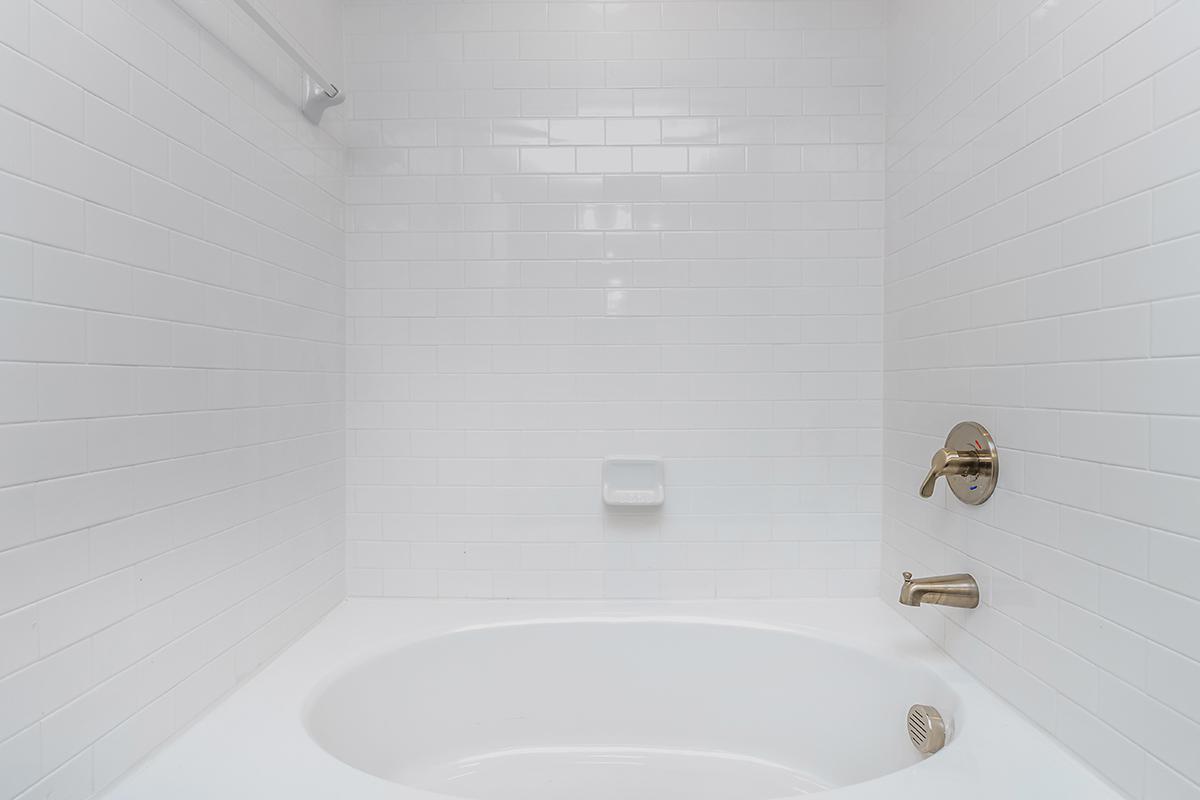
[602,457,664,507]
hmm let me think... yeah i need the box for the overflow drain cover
[907,704,946,754]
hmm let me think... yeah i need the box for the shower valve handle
[917,422,999,506]
[919,448,983,498]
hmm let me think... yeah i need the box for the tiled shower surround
[0,0,345,796]
[1,0,1199,798]
[884,0,1200,796]
[343,0,889,600]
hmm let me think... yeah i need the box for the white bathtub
[103,599,1122,800]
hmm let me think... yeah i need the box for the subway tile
[1147,531,1200,603]
[1022,627,1100,710]
[1154,49,1200,126]
[84,96,169,178]
[1061,195,1153,266]
[884,4,1200,792]
[8,0,1199,796]
[1146,756,1199,800]
[1061,505,1148,577]
[1152,294,1200,357]
[1055,698,1146,797]
[30,4,129,110]
[1099,671,1200,785]
[0,1,347,794]
[1027,161,1101,229]
[1103,111,1200,202]
[1149,416,1200,479]
[1152,171,1200,244]
[1102,357,1200,416]
[0,107,33,179]
[1102,234,1200,306]
[1058,601,1149,688]
[0,173,87,251]
[1100,0,1197,97]
[1063,82,1153,170]
[82,0,168,80]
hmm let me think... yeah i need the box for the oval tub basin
[306,620,958,800]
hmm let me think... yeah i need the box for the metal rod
[228,0,339,98]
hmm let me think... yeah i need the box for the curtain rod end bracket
[302,76,345,125]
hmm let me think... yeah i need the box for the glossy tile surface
[884,0,1200,796]
[0,1,347,797]
[343,0,888,601]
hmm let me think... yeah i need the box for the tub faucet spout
[899,572,979,608]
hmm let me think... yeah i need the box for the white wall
[0,1,346,797]
[343,0,887,600]
[7,0,1200,796]
[884,0,1200,796]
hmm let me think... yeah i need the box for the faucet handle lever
[919,448,979,498]
[918,450,947,498]
[919,421,999,505]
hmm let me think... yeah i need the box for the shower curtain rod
[228,0,345,124]
[179,0,346,124]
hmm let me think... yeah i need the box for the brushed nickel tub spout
[899,572,979,608]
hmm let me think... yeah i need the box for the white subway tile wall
[0,0,346,797]
[5,0,1200,797]
[343,0,887,601]
[885,0,1200,797]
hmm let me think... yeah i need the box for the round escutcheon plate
[944,421,999,505]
